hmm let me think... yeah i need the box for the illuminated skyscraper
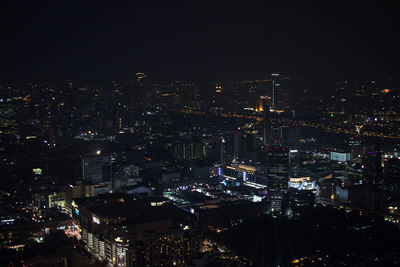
[267,146,290,215]
[262,73,281,146]
[267,146,290,191]
[262,105,282,147]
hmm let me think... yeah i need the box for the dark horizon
[1,1,400,82]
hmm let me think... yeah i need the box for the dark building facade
[267,146,290,191]
[266,146,290,215]
[362,150,383,185]
[81,155,112,184]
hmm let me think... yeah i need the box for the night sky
[1,1,399,81]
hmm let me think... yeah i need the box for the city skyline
[1,2,400,267]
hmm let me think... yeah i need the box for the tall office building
[270,124,283,146]
[245,133,257,152]
[283,126,301,149]
[262,104,272,146]
[271,73,279,109]
[362,149,383,185]
[263,118,283,147]
[262,96,282,147]
[267,146,290,191]
[264,73,284,147]
[82,155,112,184]
[220,137,226,166]
[267,146,290,215]
[385,158,400,182]
[172,141,204,160]
[384,158,400,199]
[233,132,240,162]
[349,135,362,158]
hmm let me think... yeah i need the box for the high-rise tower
[263,74,281,146]
[220,137,226,166]
[271,73,279,110]
[267,146,290,191]
[233,132,240,162]
[262,99,271,146]
[267,146,290,215]
[362,147,383,185]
